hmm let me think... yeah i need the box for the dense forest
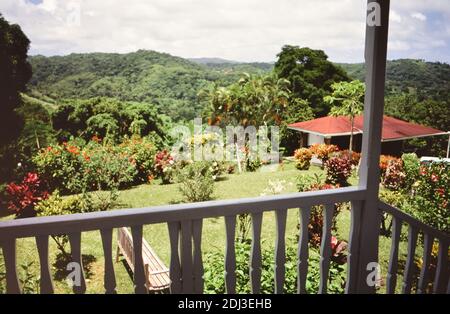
[27,51,271,121]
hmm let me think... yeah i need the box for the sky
[0,0,449,63]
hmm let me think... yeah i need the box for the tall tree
[324,80,365,153]
[0,14,32,146]
[274,45,349,117]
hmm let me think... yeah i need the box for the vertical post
[356,0,390,293]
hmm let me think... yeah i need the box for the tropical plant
[294,148,312,170]
[203,240,347,294]
[154,150,176,184]
[35,191,87,259]
[5,172,49,218]
[324,156,353,187]
[324,80,365,154]
[401,153,420,190]
[309,144,338,165]
[176,161,215,203]
[382,158,406,191]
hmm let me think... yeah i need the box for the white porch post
[356,0,390,293]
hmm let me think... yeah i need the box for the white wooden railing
[379,201,449,294]
[0,187,448,294]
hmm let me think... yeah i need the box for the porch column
[356,0,390,293]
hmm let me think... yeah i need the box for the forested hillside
[338,59,450,99]
[27,51,271,121]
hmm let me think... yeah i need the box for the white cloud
[390,10,402,23]
[411,12,427,21]
[0,0,448,63]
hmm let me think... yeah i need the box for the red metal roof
[288,115,446,141]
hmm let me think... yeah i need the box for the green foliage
[35,191,87,258]
[274,45,349,117]
[0,14,32,146]
[176,161,215,202]
[52,97,169,144]
[119,136,157,184]
[385,92,449,157]
[413,162,449,233]
[203,73,291,128]
[325,80,364,152]
[401,153,420,190]
[203,240,346,294]
[28,51,269,122]
[279,98,314,154]
[33,138,137,195]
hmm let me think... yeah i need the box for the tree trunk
[349,116,354,155]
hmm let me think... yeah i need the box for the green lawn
[2,161,417,293]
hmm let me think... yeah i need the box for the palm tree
[324,80,365,154]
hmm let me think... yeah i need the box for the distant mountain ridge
[27,50,449,122]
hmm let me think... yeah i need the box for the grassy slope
[5,162,415,293]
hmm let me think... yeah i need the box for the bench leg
[115,245,121,263]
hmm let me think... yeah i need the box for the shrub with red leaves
[325,156,352,187]
[154,150,175,184]
[6,173,49,218]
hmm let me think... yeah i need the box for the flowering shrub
[119,136,156,184]
[379,155,399,176]
[324,156,352,187]
[154,150,175,184]
[337,150,361,166]
[413,162,449,233]
[382,158,406,191]
[309,144,338,164]
[6,173,49,218]
[294,148,312,170]
[33,141,84,194]
[296,175,344,248]
[33,138,138,194]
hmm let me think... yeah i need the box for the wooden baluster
[168,222,182,293]
[417,233,433,294]
[180,220,194,293]
[433,239,449,294]
[130,226,147,294]
[297,207,310,294]
[35,235,54,294]
[319,204,334,294]
[345,201,362,294]
[224,215,237,294]
[68,232,86,294]
[274,208,287,294]
[250,212,263,294]
[2,238,21,294]
[100,228,117,294]
[192,219,204,294]
[386,216,402,294]
[402,225,418,294]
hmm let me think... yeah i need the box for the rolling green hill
[27,50,270,121]
[338,59,450,99]
[28,51,449,123]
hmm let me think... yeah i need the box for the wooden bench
[116,227,171,292]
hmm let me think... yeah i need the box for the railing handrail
[379,200,450,242]
[0,186,366,240]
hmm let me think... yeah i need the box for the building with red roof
[288,115,448,156]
